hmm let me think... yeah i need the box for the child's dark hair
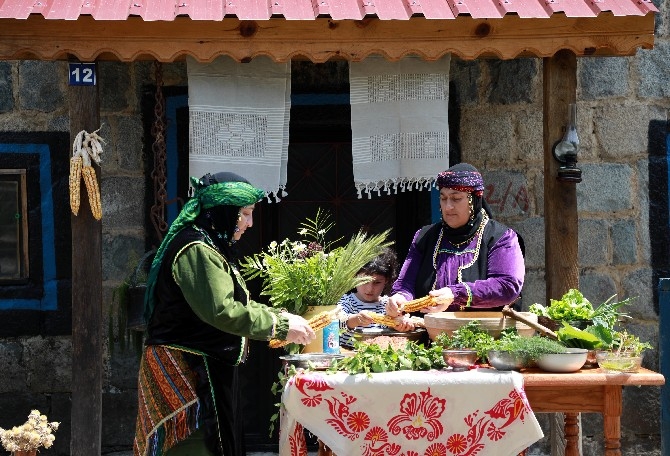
[358,248,399,295]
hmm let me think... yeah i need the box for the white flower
[298,228,307,235]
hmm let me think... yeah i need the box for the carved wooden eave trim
[0,12,656,63]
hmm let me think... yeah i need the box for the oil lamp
[552,103,582,183]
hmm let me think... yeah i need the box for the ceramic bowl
[595,350,644,373]
[442,349,479,370]
[487,350,526,371]
[536,348,588,373]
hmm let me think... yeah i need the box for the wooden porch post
[543,50,580,456]
[69,61,102,456]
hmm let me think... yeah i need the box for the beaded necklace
[431,211,490,288]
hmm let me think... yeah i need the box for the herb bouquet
[240,210,392,316]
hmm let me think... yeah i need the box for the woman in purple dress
[387,163,525,319]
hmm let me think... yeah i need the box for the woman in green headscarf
[133,172,315,456]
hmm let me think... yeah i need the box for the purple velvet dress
[391,226,524,310]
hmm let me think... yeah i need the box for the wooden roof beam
[0,13,655,63]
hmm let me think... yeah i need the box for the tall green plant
[240,210,392,315]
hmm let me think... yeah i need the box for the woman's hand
[386,294,408,317]
[424,287,455,313]
[392,314,415,332]
[347,312,373,329]
[284,313,316,345]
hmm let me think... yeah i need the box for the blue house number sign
[68,63,96,86]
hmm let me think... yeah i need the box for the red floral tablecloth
[279,368,543,456]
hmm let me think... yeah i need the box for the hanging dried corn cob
[70,128,105,220]
[69,150,83,216]
[269,308,341,349]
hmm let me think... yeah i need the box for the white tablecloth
[280,368,543,456]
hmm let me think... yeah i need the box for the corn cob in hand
[400,294,453,313]
[269,308,341,349]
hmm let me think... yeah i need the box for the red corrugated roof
[0,0,657,21]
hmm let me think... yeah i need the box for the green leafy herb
[328,341,445,375]
[490,336,568,363]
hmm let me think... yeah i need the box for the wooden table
[311,367,665,456]
[522,367,665,456]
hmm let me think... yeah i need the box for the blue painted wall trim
[0,143,58,310]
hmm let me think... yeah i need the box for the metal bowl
[279,353,345,371]
[442,349,479,370]
[487,350,526,371]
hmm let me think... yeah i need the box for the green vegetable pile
[328,341,445,375]
[432,320,518,363]
[529,289,632,325]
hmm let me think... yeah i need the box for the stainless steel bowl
[487,350,526,371]
[442,349,478,370]
[279,353,344,371]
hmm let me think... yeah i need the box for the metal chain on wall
[149,60,169,241]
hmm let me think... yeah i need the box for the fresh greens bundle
[328,341,445,375]
[529,289,633,326]
[431,320,519,362]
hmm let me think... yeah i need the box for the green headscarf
[143,176,265,324]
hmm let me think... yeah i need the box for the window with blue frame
[0,133,71,337]
[0,169,28,281]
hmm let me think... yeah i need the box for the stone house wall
[0,11,669,454]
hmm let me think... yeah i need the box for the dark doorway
[144,61,432,451]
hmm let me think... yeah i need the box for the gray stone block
[100,61,131,111]
[592,104,665,158]
[577,163,632,212]
[515,217,544,269]
[481,170,530,218]
[578,272,617,305]
[102,234,146,282]
[0,341,27,393]
[0,62,14,113]
[18,61,65,112]
[116,115,145,172]
[102,389,139,450]
[579,57,630,99]
[638,42,670,98]
[486,59,537,105]
[460,110,513,165]
[612,220,637,264]
[578,219,608,266]
[100,176,146,228]
[450,58,480,105]
[23,336,72,392]
[520,269,546,310]
[622,385,661,434]
[622,268,656,319]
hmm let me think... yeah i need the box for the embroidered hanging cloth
[349,55,451,198]
[187,56,290,200]
[280,369,543,456]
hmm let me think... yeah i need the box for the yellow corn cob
[400,295,439,313]
[361,311,399,327]
[82,165,102,220]
[269,309,340,349]
[69,155,83,216]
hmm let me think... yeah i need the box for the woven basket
[424,311,538,340]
